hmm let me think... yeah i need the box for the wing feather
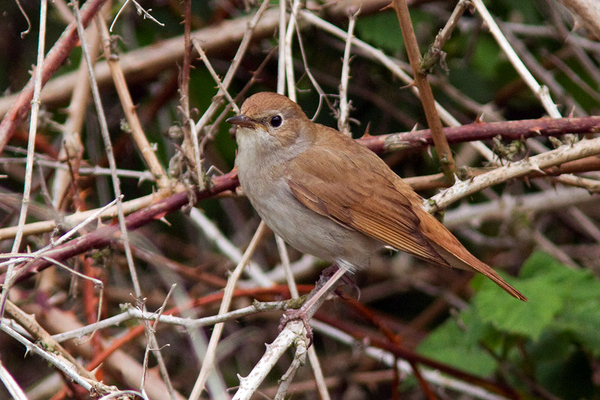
[285,133,450,267]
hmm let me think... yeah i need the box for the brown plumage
[229,92,527,301]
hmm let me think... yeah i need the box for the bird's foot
[278,307,314,345]
[278,265,349,347]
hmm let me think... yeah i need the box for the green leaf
[418,308,497,376]
[550,266,600,357]
[473,271,565,340]
[519,251,565,278]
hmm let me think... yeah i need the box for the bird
[228,92,527,302]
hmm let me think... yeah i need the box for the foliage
[419,251,600,398]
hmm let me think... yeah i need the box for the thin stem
[1,0,48,321]
[392,0,456,183]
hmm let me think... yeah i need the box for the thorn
[362,122,372,137]
[158,216,171,226]
[400,81,418,90]
[529,162,546,175]
[380,2,395,11]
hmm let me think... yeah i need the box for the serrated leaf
[473,273,565,340]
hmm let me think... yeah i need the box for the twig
[284,0,304,102]
[73,2,141,302]
[502,28,585,115]
[109,0,164,32]
[1,0,49,322]
[52,16,100,209]
[2,300,109,395]
[232,268,348,400]
[443,186,597,229]
[277,0,287,95]
[23,303,185,399]
[188,222,268,400]
[140,286,177,400]
[0,7,281,119]
[194,42,239,113]
[0,0,108,153]
[0,173,238,283]
[275,234,332,400]
[471,0,561,118]
[557,0,600,41]
[420,0,472,74]
[274,345,307,400]
[0,360,28,400]
[180,0,206,190]
[392,0,456,183]
[96,17,168,186]
[62,8,173,397]
[543,50,600,104]
[0,323,98,394]
[300,10,462,129]
[51,301,288,343]
[427,135,600,212]
[357,115,600,153]
[338,9,358,136]
[311,320,509,400]
[194,0,272,136]
[544,2,600,87]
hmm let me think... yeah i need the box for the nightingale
[228,92,527,302]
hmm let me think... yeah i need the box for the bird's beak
[227,114,257,129]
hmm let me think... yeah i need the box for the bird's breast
[236,154,380,269]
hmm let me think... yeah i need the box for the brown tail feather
[429,240,528,301]
[417,208,527,301]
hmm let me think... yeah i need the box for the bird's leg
[279,266,347,345]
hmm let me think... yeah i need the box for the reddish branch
[3,172,238,285]
[0,0,109,153]
[359,115,600,153]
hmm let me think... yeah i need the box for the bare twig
[392,0,456,182]
[338,9,358,136]
[51,16,100,209]
[232,268,347,400]
[0,0,108,153]
[284,0,304,102]
[427,135,600,212]
[96,17,168,186]
[194,0,272,136]
[188,222,268,400]
[472,0,562,118]
[420,0,472,74]
[0,361,27,400]
[1,0,49,321]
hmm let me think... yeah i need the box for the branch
[0,0,108,153]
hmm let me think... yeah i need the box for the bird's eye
[270,115,283,128]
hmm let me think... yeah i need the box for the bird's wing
[286,132,527,301]
[285,138,450,267]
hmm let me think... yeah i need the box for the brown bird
[228,92,527,302]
